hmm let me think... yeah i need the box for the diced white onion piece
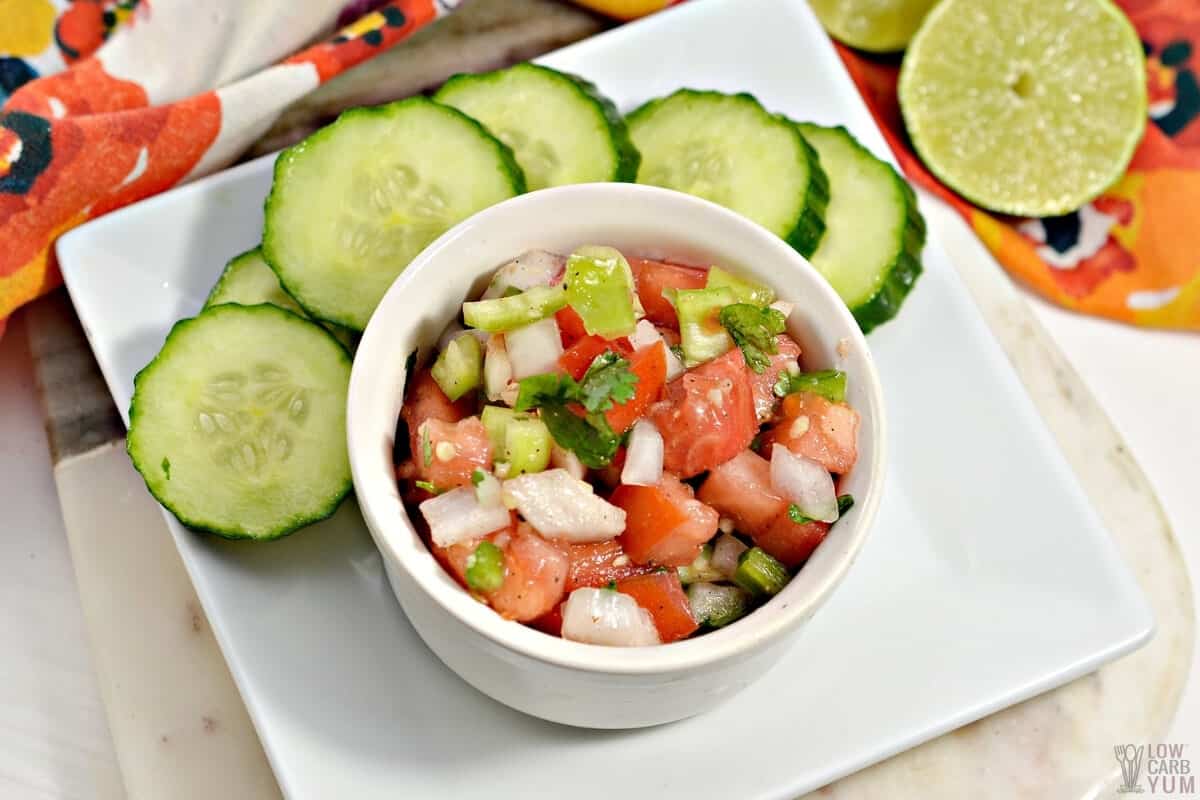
[628,319,661,350]
[620,419,663,486]
[473,471,503,508]
[437,321,487,352]
[770,446,838,522]
[481,250,565,299]
[498,382,520,408]
[437,321,466,352]
[710,532,748,578]
[506,317,563,380]
[483,334,512,401]
[419,487,512,548]
[770,300,795,319]
[629,319,684,380]
[501,469,625,542]
[551,444,586,480]
[664,344,686,381]
[561,588,661,647]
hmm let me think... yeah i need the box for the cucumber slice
[480,406,529,454]
[674,286,736,366]
[263,97,525,331]
[431,334,482,401]
[795,123,925,333]
[434,63,638,191]
[687,582,750,628]
[205,248,357,350]
[677,544,723,585]
[127,305,352,540]
[705,266,776,306]
[628,90,829,256]
[504,418,553,476]
[206,248,307,315]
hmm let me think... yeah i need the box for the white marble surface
[1,199,1197,796]
[0,313,124,800]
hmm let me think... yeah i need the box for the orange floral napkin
[0,0,460,339]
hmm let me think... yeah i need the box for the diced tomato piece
[616,572,698,643]
[697,449,831,566]
[749,335,802,422]
[604,342,667,434]
[612,474,719,566]
[436,524,568,622]
[400,367,473,458]
[527,603,563,636]
[430,517,517,585]
[557,335,633,380]
[564,539,654,592]
[755,514,830,568]
[555,306,589,347]
[649,349,757,477]
[413,417,493,490]
[765,392,860,474]
[488,526,569,621]
[696,450,786,536]
[629,258,708,328]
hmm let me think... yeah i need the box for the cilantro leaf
[537,403,619,469]
[514,353,632,467]
[578,351,638,413]
[470,469,486,487]
[719,303,786,374]
[514,373,577,411]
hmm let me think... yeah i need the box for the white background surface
[1,196,1195,798]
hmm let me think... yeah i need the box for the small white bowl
[348,183,886,729]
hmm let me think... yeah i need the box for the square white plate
[59,0,1153,796]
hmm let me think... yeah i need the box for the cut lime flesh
[899,0,1146,217]
[810,0,939,53]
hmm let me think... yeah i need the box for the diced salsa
[397,246,860,646]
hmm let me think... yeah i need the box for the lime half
[810,0,939,53]
[898,0,1146,217]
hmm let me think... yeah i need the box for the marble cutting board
[25,2,1193,797]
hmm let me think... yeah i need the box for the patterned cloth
[0,0,459,338]
[2,0,1197,336]
[834,0,1200,330]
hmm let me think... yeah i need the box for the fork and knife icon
[1115,744,1146,794]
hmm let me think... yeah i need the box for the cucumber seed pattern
[197,364,310,477]
[343,162,450,264]
[639,141,731,206]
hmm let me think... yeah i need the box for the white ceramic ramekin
[348,183,886,729]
